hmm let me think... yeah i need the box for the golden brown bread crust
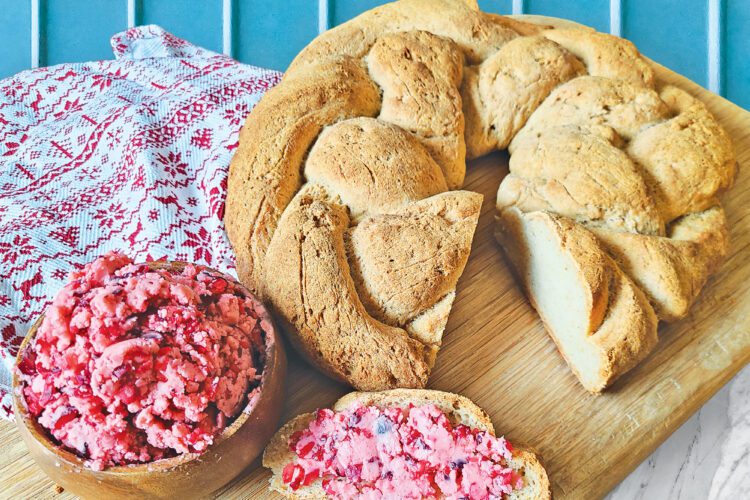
[501,125,664,235]
[305,117,448,220]
[225,57,381,291]
[591,206,729,322]
[627,86,737,221]
[226,0,736,393]
[509,76,670,150]
[263,389,551,499]
[541,28,655,86]
[285,0,543,73]
[367,30,467,188]
[462,35,585,158]
[347,191,482,330]
[490,17,734,391]
[262,185,481,390]
[263,186,429,389]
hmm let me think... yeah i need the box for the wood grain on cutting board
[1,23,748,500]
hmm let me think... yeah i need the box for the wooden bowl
[12,261,287,499]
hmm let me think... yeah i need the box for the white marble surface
[606,364,750,500]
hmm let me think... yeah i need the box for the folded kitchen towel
[0,25,281,419]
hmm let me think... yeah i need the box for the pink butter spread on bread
[282,404,523,499]
[16,252,266,470]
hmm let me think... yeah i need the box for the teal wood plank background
[477,0,512,14]
[726,1,750,110]
[0,0,747,110]
[44,0,127,66]
[623,0,708,87]
[0,0,30,77]
[330,0,384,26]
[526,0,610,33]
[140,0,223,54]
[235,0,317,71]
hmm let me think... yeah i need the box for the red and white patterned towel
[0,26,281,419]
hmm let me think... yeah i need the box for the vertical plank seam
[127,0,137,28]
[318,0,330,33]
[512,0,524,15]
[609,0,622,37]
[222,0,233,56]
[30,0,40,68]
[708,0,723,95]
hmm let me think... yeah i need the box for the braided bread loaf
[226,0,736,393]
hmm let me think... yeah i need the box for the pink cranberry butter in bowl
[12,252,286,499]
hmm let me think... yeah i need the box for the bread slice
[346,192,482,338]
[263,389,550,499]
[496,208,658,393]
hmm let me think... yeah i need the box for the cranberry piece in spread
[282,404,524,499]
[16,252,267,470]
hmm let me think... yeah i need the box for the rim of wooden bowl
[11,260,282,475]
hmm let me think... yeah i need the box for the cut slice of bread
[496,208,658,393]
[263,389,551,499]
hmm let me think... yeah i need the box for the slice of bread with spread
[264,389,550,499]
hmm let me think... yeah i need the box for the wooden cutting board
[2,28,749,500]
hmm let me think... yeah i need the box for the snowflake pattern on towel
[0,25,281,419]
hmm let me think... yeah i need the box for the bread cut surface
[226,0,736,392]
[263,389,551,499]
[496,208,659,392]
